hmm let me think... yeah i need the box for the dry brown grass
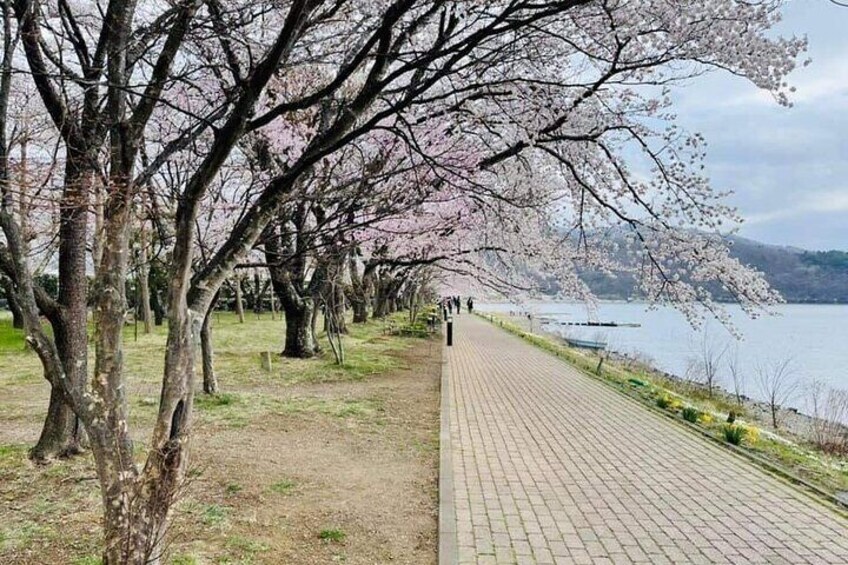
[0,312,441,564]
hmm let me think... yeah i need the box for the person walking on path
[466,297,474,313]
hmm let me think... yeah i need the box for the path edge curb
[438,338,458,565]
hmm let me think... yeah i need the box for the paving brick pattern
[445,315,848,564]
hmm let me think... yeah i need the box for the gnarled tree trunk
[351,299,368,324]
[30,386,83,461]
[348,255,371,324]
[282,297,315,358]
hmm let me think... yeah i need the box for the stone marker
[260,351,273,372]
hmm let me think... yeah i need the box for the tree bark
[373,281,390,318]
[282,298,315,358]
[311,296,322,354]
[0,52,93,462]
[90,196,144,562]
[30,386,82,461]
[1,276,24,328]
[233,277,245,323]
[33,154,95,463]
[138,224,153,334]
[252,269,263,316]
[329,283,347,334]
[201,302,217,394]
[263,210,322,358]
[348,255,370,324]
[92,182,105,273]
[151,287,165,326]
[352,299,368,324]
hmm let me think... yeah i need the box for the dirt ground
[0,315,441,564]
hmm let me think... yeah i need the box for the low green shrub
[723,424,747,446]
[681,407,701,423]
[201,504,228,526]
[318,528,346,543]
[656,395,671,409]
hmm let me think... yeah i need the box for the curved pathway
[440,315,848,564]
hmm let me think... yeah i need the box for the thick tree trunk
[33,155,94,463]
[201,305,217,394]
[372,280,387,318]
[94,199,201,565]
[30,385,82,461]
[91,194,145,563]
[352,299,368,324]
[4,290,24,329]
[96,326,197,564]
[373,297,388,318]
[11,300,24,328]
[282,299,315,358]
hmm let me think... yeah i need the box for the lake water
[479,302,848,409]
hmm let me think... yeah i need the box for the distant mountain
[570,236,848,304]
[722,237,848,303]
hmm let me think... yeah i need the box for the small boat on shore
[564,337,608,350]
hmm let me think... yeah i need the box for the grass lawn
[0,310,441,564]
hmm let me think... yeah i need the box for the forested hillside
[572,237,848,303]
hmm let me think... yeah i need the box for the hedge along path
[443,315,848,565]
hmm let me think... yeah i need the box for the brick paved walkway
[441,315,848,565]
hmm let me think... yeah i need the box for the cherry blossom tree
[1,1,808,562]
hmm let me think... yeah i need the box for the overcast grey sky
[671,0,847,251]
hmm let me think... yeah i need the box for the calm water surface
[480,302,848,407]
